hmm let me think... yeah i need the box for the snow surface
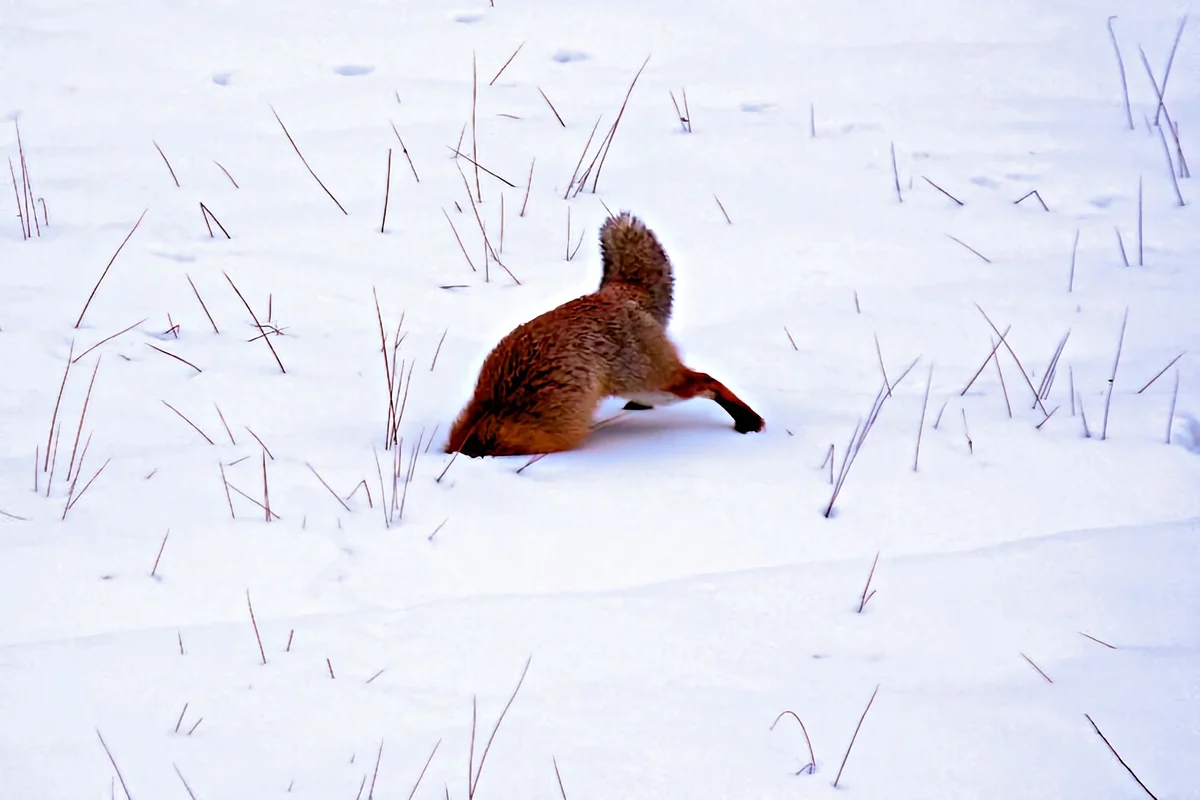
[2,0,1199,797]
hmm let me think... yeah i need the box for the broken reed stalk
[150,529,170,577]
[468,656,532,799]
[381,148,393,233]
[153,140,181,187]
[269,105,347,214]
[307,462,352,512]
[1137,352,1185,393]
[564,115,604,199]
[520,158,534,216]
[389,122,421,182]
[922,176,963,206]
[96,729,135,800]
[406,740,442,800]
[946,234,991,263]
[769,711,817,775]
[1084,714,1159,799]
[75,209,148,328]
[713,194,732,224]
[591,55,651,193]
[162,400,215,444]
[993,340,1013,417]
[65,356,102,482]
[1014,189,1050,211]
[1101,308,1129,441]
[489,41,525,85]
[1115,228,1130,266]
[890,142,902,202]
[1020,652,1053,683]
[471,51,482,203]
[186,275,220,334]
[857,552,880,612]
[1138,46,1191,179]
[1156,124,1185,206]
[443,208,478,272]
[1166,370,1179,444]
[147,343,202,374]
[825,358,920,517]
[247,590,267,664]
[537,87,566,127]
[223,272,287,373]
[213,160,239,187]
[974,305,1050,417]
[833,684,881,788]
[44,341,75,470]
[1068,229,1080,291]
[914,364,933,470]
[1106,17,1135,130]
[199,202,230,238]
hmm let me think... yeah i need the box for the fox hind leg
[660,368,765,433]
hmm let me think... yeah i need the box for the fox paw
[622,400,655,411]
[735,413,765,434]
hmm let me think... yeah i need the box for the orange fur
[445,212,764,457]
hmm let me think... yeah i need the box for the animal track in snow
[551,50,589,64]
[333,65,374,77]
[452,11,483,23]
[212,72,232,86]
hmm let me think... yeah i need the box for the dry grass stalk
[914,364,933,470]
[75,209,148,328]
[381,148,393,233]
[489,42,525,85]
[946,234,991,263]
[961,327,1011,395]
[537,87,566,127]
[153,140,181,187]
[151,529,170,577]
[95,729,134,800]
[974,305,1050,417]
[200,202,230,238]
[713,194,732,224]
[247,589,267,664]
[1020,652,1053,683]
[1106,17,1134,130]
[1014,189,1050,211]
[857,552,880,612]
[223,271,287,373]
[307,462,352,512]
[445,146,517,186]
[443,208,478,272]
[162,401,215,445]
[62,457,111,518]
[72,321,144,364]
[564,115,604,199]
[770,710,817,775]
[590,55,651,193]
[833,684,880,788]
[1166,370,1179,444]
[44,344,74,470]
[1101,308,1129,440]
[922,176,963,205]
[431,328,449,371]
[1136,352,1185,393]
[66,357,103,482]
[471,51,482,202]
[270,105,347,214]
[186,275,220,333]
[389,122,421,182]
[147,343,202,374]
[890,142,902,202]
[219,462,236,518]
[213,160,239,187]
[1084,714,1159,799]
[468,656,532,799]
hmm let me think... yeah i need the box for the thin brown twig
[520,158,535,217]
[1020,652,1053,683]
[200,203,231,238]
[489,42,525,85]
[153,140,181,187]
[75,209,148,328]
[223,271,287,373]
[269,105,347,214]
[469,656,533,798]
[147,343,202,374]
[770,711,817,775]
[307,462,352,511]
[1084,714,1159,799]
[537,87,566,127]
[162,401,215,444]
[186,275,220,334]
[833,684,880,788]
[213,160,239,188]
[247,589,267,664]
[591,56,651,192]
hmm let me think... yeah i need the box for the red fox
[444,212,765,457]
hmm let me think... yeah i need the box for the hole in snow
[334,65,374,77]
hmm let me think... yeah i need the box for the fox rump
[444,212,765,457]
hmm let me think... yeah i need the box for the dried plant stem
[922,176,963,205]
[946,234,991,263]
[471,52,482,202]
[307,462,352,512]
[537,87,566,127]
[1084,714,1159,799]
[214,160,239,187]
[713,194,732,224]
[223,271,287,373]
[857,552,880,612]
[270,105,347,214]
[833,684,880,788]
[443,208,478,272]
[162,400,215,445]
[153,140,181,187]
[468,656,532,798]
[489,41,525,85]
[974,306,1050,417]
[914,364,933,470]
[247,589,267,664]
[150,529,170,577]
[1020,652,1053,683]
[770,711,817,775]
[890,142,902,202]
[520,158,534,216]
[591,55,651,192]
[389,122,421,182]
[44,341,75,471]
[1136,352,1184,393]
[1106,17,1135,130]
[66,356,102,482]
[147,343,202,374]
[1101,308,1129,441]
[75,209,148,328]
[96,730,134,800]
[564,115,603,199]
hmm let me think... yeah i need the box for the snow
[2,0,1199,797]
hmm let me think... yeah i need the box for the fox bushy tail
[598,212,674,326]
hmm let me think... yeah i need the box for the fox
[444,211,765,457]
